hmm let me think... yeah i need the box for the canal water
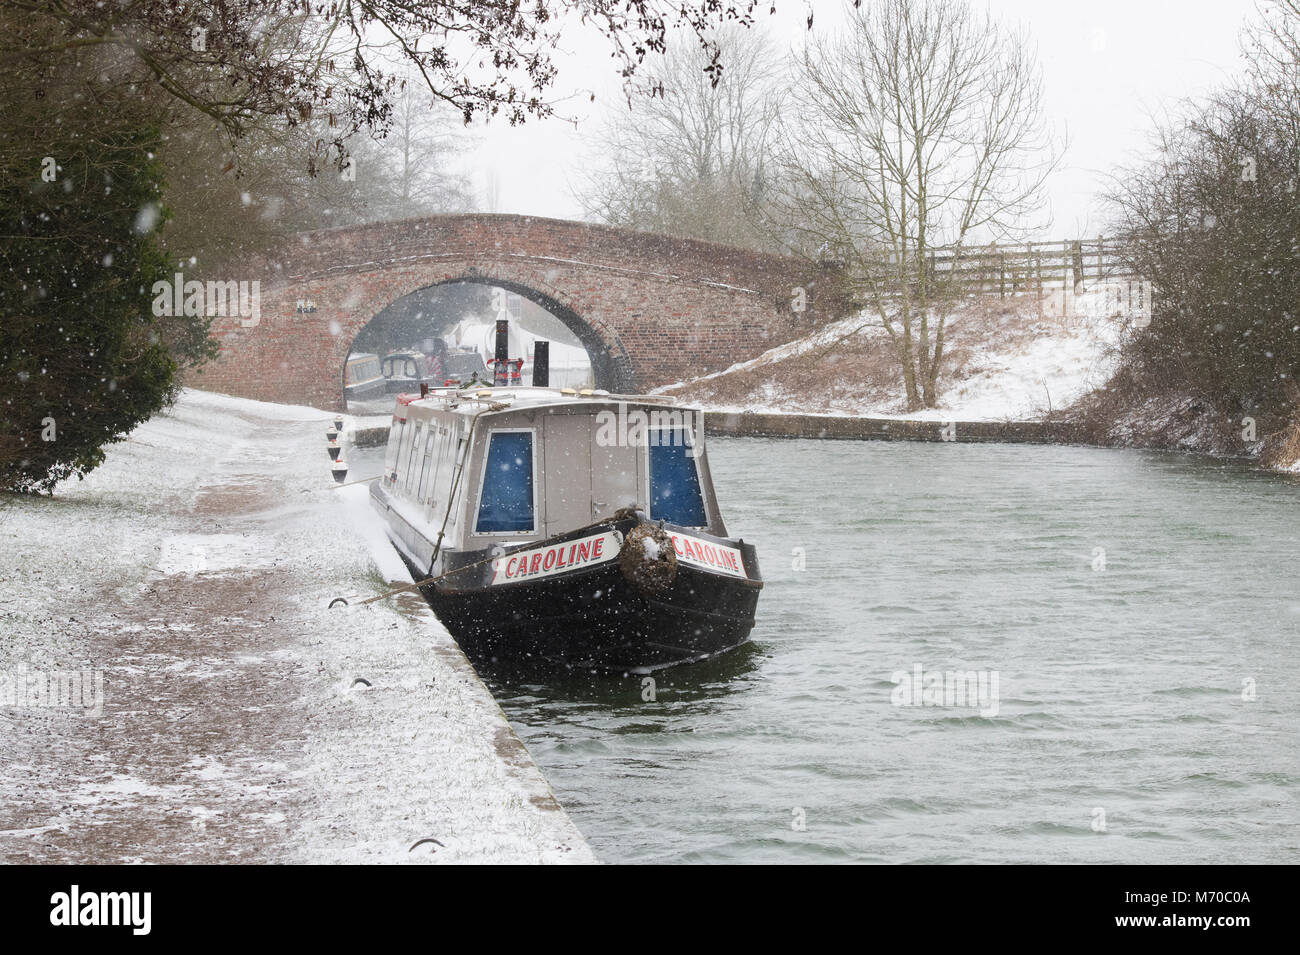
[352,436,1300,863]
[476,438,1300,864]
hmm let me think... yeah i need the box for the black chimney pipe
[493,319,509,386]
[532,340,549,387]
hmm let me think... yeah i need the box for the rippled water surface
[473,438,1300,863]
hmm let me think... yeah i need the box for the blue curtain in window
[476,432,535,532]
[649,430,707,526]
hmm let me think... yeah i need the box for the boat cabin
[344,352,385,402]
[373,387,727,575]
[381,350,433,394]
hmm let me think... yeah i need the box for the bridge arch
[343,273,634,394]
[192,214,843,410]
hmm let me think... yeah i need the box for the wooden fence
[927,238,1138,298]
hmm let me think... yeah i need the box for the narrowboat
[368,386,762,672]
[381,350,435,394]
[344,352,386,403]
[440,347,489,386]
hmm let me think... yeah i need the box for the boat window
[428,426,449,510]
[405,424,427,493]
[400,424,420,491]
[446,433,468,525]
[384,418,405,473]
[417,428,438,502]
[355,356,379,382]
[434,425,463,514]
[395,419,418,481]
[475,431,535,534]
[648,428,707,527]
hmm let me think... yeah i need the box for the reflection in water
[476,639,766,711]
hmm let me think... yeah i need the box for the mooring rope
[329,474,382,489]
[334,522,621,608]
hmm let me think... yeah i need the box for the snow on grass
[649,312,884,396]
[659,289,1126,422]
[887,312,1120,422]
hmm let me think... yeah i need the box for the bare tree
[1,1,778,169]
[344,85,475,220]
[577,24,787,250]
[382,88,473,212]
[155,104,471,268]
[769,0,1056,410]
[1243,0,1300,139]
[1105,87,1300,420]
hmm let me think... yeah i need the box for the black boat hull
[344,378,386,402]
[397,517,762,672]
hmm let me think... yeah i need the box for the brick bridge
[190,213,842,411]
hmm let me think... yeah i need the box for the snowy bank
[1066,384,1300,475]
[0,389,594,864]
[652,288,1300,473]
[656,290,1124,422]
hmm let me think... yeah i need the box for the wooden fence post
[936,236,1128,302]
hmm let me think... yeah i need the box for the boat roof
[393,385,703,420]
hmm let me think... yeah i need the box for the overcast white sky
[461,0,1260,240]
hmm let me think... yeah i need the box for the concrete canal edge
[702,411,1085,444]
[352,425,391,448]
[423,629,600,862]
[352,414,1084,448]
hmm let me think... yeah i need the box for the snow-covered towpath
[0,390,594,864]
